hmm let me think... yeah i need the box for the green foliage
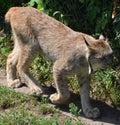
[40,97,49,104]
[0,110,60,125]
[28,0,44,11]
[0,34,12,66]
[91,68,120,107]
[69,103,81,117]
[0,35,12,56]
[64,118,83,125]
[69,76,79,93]
[64,118,72,125]
[31,55,52,84]
[0,86,35,109]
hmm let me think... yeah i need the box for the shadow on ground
[54,92,120,125]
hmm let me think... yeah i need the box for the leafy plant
[69,103,81,117]
[30,55,52,84]
[64,118,83,125]
[91,68,120,107]
[28,0,45,11]
[68,76,79,94]
[64,118,72,125]
[0,34,12,66]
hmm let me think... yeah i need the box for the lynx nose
[103,53,113,67]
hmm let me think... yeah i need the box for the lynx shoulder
[5,7,113,118]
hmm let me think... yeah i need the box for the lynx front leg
[77,74,100,118]
[50,60,70,104]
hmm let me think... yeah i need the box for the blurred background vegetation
[0,0,120,109]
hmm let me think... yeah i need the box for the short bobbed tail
[5,7,18,23]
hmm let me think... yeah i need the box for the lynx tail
[5,7,18,23]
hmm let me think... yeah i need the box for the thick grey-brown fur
[5,7,113,118]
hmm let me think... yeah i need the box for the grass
[0,110,59,125]
[0,110,60,125]
[91,67,120,107]
[0,86,83,125]
[0,86,34,109]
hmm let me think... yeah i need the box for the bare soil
[0,67,120,125]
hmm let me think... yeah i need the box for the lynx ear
[99,34,109,43]
[99,34,106,40]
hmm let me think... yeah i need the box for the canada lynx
[5,7,113,118]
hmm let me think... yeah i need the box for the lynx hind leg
[6,47,22,88]
[50,60,70,104]
[77,74,100,118]
[16,46,44,96]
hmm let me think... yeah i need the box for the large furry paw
[30,87,44,96]
[8,79,22,88]
[31,90,43,96]
[49,93,70,104]
[84,107,101,118]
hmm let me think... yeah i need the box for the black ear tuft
[82,36,90,46]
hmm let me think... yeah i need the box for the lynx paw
[8,79,22,88]
[84,107,100,118]
[31,90,43,96]
[30,87,44,96]
[49,93,70,104]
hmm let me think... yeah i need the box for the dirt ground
[0,67,120,125]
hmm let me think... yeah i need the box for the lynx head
[85,35,113,72]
